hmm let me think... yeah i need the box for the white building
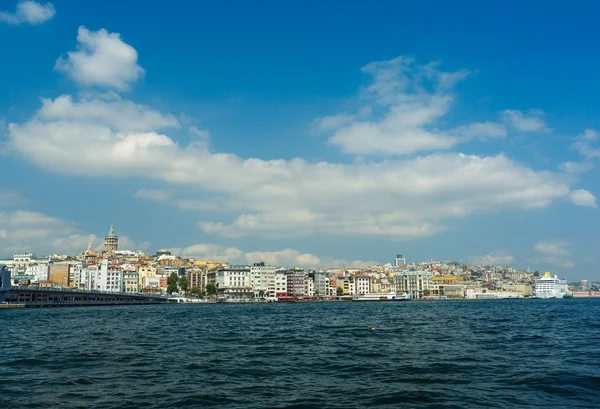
[394,270,434,299]
[354,276,372,295]
[250,262,278,299]
[217,266,253,301]
[9,253,51,281]
[124,270,139,294]
[314,272,330,297]
[73,260,124,293]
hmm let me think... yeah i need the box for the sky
[1,0,600,279]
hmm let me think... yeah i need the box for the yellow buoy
[371,327,375,331]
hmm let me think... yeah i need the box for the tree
[423,289,431,297]
[178,276,189,292]
[336,287,344,296]
[533,271,540,277]
[191,286,200,295]
[258,290,266,299]
[167,272,179,286]
[206,283,218,296]
[167,283,178,294]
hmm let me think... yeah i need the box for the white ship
[352,292,411,301]
[535,272,568,299]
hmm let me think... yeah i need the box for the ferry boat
[352,292,411,301]
[534,272,569,299]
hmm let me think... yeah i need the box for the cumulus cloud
[167,243,321,268]
[532,240,574,269]
[55,26,144,90]
[6,93,578,240]
[0,209,148,256]
[501,109,549,132]
[568,189,597,208]
[4,49,589,241]
[469,251,515,266]
[0,1,55,25]
[313,56,510,156]
[37,95,179,132]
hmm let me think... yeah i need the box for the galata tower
[104,221,119,253]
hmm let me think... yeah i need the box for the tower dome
[104,221,119,253]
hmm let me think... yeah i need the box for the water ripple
[2,299,600,408]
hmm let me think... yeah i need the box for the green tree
[191,286,200,295]
[206,283,218,296]
[423,289,431,297]
[533,271,540,277]
[258,290,266,299]
[336,287,344,296]
[167,283,178,294]
[178,276,189,292]
[167,272,179,286]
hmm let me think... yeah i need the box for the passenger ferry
[352,292,411,301]
[535,272,569,299]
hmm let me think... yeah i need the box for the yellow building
[433,275,458,285]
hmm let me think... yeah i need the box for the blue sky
[1,0,600,279]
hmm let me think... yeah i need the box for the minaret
[104,221,118,253]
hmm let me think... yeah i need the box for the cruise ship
[535,272,569,299]
[352,292,411,301]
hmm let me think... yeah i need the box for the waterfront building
[216,265,253,301]
[394,270,434,299]
[304,273,315,297]
[353,275,372,295]
[104,222,118,253]
[314,272,330,297]
[49,262,72,287]
[274,270,288,298]
[335,277,353,296]
[251,262,277,298]
[432,284,465,299]
[73,260,124,293]
[286,268,307,297]
[124,270,139,294]
[188,269,209,293]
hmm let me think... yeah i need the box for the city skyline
[2,1,600,280]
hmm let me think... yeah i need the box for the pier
[0,266,167,308]
[1,286,167,307]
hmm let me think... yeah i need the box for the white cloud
[450,122,507,140]
[5,49,588,241]
[0,189,23,206]
[55,26,144,90]
[37,95,179,132]
[571,129,600,159]
[0,1,55,25]
[0,209,148,256]
[134,188,172,202]
[568,189,597,208]
[167,242,322,268]
[558,161,594,174]
[188,126,211,149]
[469,251,515,266]
[501,109,549,132]
[532,240,574,269]
[314,56,510,156]
[327,259,383,269]
[6,93,578,240]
